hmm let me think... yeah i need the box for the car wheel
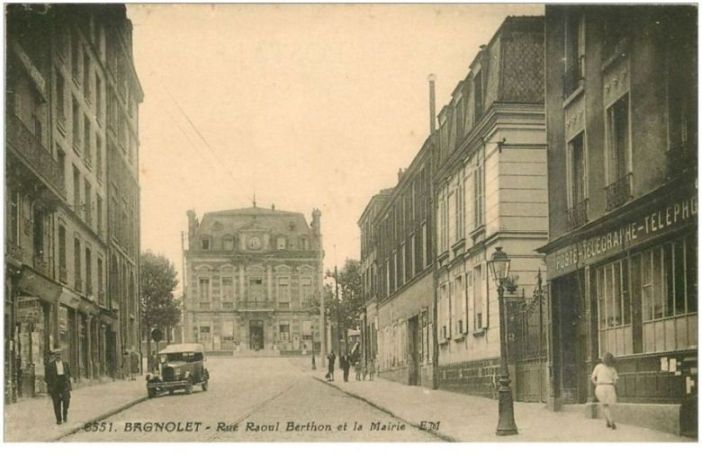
[168,390,174,395]
[147,388,156,399]
[185,381,193,395]
[202,381,208,392]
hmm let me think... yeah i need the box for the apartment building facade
[5,4,142,403]
[540,5,697,434]
[358,188,392,370]
[183,206,323,356]
[433,16,548,399]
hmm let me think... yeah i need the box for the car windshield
[161,352,203,363]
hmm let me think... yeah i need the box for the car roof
[158,343,205,354]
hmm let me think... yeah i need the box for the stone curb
[52,395,149,442]
[312,375,456,443]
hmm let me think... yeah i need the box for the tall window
[96,136,103,181]
[474,163,485,227]
[73,165,81,212]
[32,206,45,259]
[248,276,265,303]
[74,237,82,291]
[85,247,92,296]
[299,276,313,306]
[223,236,234,251]
[71,29,80,79]
[277,237,286,250]
[198,277,210,302]
[95,73,103,123]
[72,98,80,151]
[606,95,630,184]
[474,265,485,329]
[277,276,290,308]
[84,116,91,167]
[568,132,587,206]
[58,225,67,277]
[55,70,66,124]
[221,277,234,302]
[564,12,585,96]
[83,50,91,102]
[97,257,104,301]
[84,180,92,226]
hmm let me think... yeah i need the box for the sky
[129,3,544,293]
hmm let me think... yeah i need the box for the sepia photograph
[1,1,698,447]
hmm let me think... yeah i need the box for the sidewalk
[306,366,693,442]
[4,376,148,442]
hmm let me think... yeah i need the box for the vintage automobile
[146,343,209,398]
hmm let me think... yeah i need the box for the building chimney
[311,209,321,237]
[186,209,199,247]
[428,74,436,134]
[398,168,404,183]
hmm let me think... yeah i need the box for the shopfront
[543,181,697,410]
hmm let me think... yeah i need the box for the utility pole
[181,231,187,343]
[335,265,342,354]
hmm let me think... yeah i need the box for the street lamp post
[488,246,518,436]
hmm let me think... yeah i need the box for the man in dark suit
[45,348,72,425]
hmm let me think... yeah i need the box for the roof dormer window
[277,237,286,250]
[201,237,210,250]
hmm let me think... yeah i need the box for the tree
[140,251,180,369]
[326,258,363,354]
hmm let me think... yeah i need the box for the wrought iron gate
[506,273,549,402]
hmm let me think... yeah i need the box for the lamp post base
[496,376,518,436]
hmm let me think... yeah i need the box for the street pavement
[4,375,147,442]
[62,357,438,442]
[4,356,695,442]
[299,359,694,443]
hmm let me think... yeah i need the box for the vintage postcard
[2,2,698,446]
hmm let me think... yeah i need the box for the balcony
[59,265,68,284]
[605,173,633,211]
[6,114,66,201]
[563,55,585,98]
[241,299,271,309]
[666,144,697,179]
[566,199,589,230]
[33,254,52,277]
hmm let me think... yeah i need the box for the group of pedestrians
[324,350,375,383]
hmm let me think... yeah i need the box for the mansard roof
[197,206,311,236]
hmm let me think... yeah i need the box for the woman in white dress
[591,352,619,429]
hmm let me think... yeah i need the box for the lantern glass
[489,247,511,283]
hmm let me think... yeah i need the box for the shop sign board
[547,191,697,279]
[17,297,41,324]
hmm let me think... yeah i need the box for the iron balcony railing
[563,55,585,98]
[566,198,589,230]
[6,113,66,200]
[605,173,633,211]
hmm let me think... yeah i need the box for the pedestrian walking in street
[341,354,351,382]
[591,352,619,430]
[326,351,336,381]
[368,357,376,381]
[354,360,362,381]
[44,348,72,425]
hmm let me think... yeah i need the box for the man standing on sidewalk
[45,348,72,425]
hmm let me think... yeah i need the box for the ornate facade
[183,206,323,355]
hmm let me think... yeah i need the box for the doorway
[408,316,420,386]
[249,320,264,351]
[553,272,589,404]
